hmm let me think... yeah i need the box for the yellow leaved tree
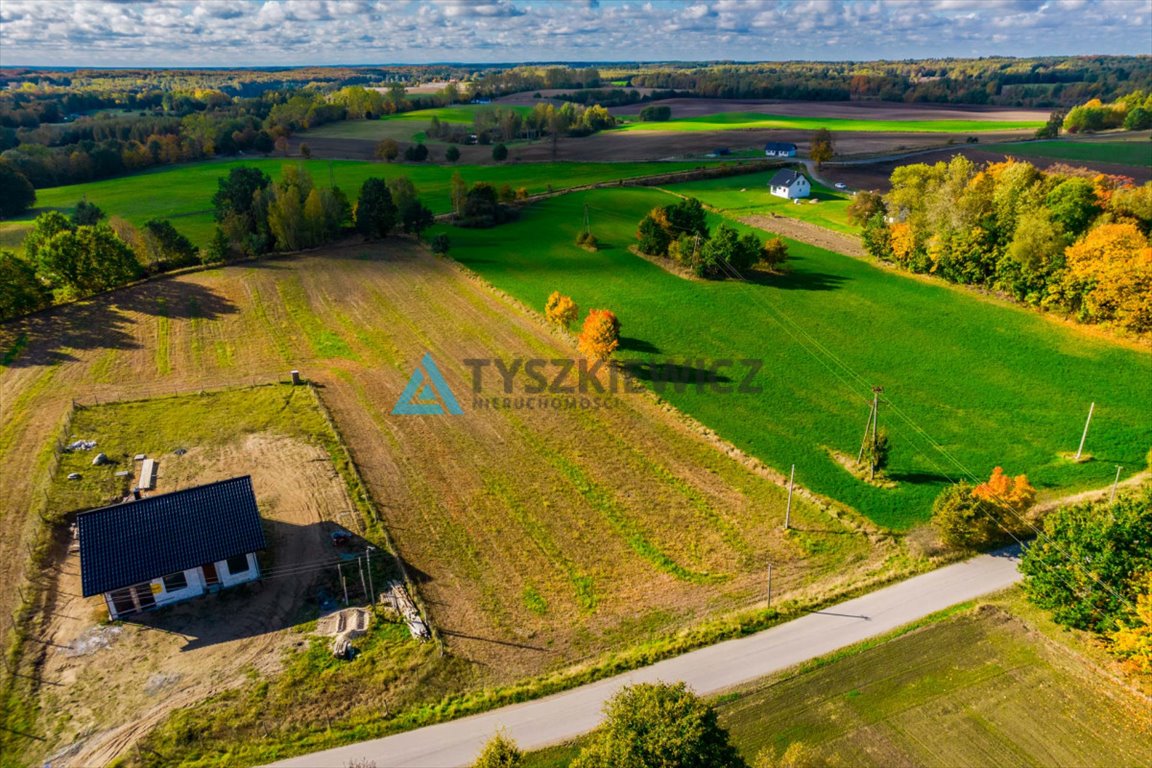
[545,291,579,329]
[1110,572,1152,676]
[1061,221,1152,334]
[973,466,1036,514]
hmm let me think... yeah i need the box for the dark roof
[763,142,797,151]
[770,170,806,187]
[78,476,266,596]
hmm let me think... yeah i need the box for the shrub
[575,230,599,250]
[430,233,450,255]
[492,143,509,162]
[471,732,522,767]
[761,237,789,270]
[445,145,461,163]
[578,308,620,361]
[545,291,579,328]
[374,138,399,161]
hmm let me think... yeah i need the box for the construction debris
[65,440,97,452]
[92,453,110,466]
[316,607,371,659]
[381,582,430,641]
[67,472,82,481]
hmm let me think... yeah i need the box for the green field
[308,105,534,141]
[666,171,856,233]
[617,111,1043,133]
[438,188,1152,528]
[525,601,1152,767]
[1001,139,1152,167]
[0,158,718,252]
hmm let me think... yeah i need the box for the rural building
[769,170,811,199]
[764,142,797,157]
[78,476,267,619]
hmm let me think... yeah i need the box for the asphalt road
[268,549,1022,768]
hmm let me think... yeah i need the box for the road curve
[267,549,1022,768]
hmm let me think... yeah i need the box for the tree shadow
[1,278,236,368]
[618,336,661,354]
[746,268,848,291]
[623,360,734,388]
[885,470,952,485]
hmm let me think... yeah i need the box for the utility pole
[857,386,883,478]
[1075,402,1095,461]
[1110,466,1123,504]
[583,202,591,236]
[784,464,795,530]
[357,555,368,600]
[766,562,773,607]
[366,546,376,606]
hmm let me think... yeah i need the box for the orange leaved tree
[545,291,579,328]
[578,309,620,361]
[1110,572,1152,676]
[973,466,1036,514]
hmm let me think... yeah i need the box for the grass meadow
[438,187,1152,529]
[0,158,715,253]
[665,171,856,233]
[523,599,1152,767]
[1001,139,1152,167]
[307,104,535,142]
[616,111,1044,133]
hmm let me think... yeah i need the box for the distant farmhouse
[763,142,797,158]
[769,169,811,200]
[79,476,266,619]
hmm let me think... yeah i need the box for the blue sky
[0,0,1149,67]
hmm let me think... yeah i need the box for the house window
[225,554,250,575]
[163,571,188,592]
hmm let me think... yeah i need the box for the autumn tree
[1110,572,1152,676]
[545,291,579,328]
[571,683,744,768]
[374,138,399,162]
[1060,221,1152,334]
[471,731,523,768]
[972,466,1036,514]
[1021,486,1152,633]
[846,190,885,226]
[450,171,468,217]
[578,308,620,361]
[761,237,789,271]
[810,128,834,168]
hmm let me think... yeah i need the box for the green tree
[699,223,762,278]
[22,211,74,268]
[1045,178,1101,240]
[265,165,314,251]
[445,145,461,163]
[300,143,312,160]
[571,682,744,768]
[399,199,435,235]
[37,223,142,295]
[637,213,673,256]
[810,128,834,168]
[212,166,272,225]
[205,226,231,263]
[931,482,1001,550]
[71,198,105,226]
[355,177,396,239]
[1020,486,1152,633]
[141,219,198,270]
[430,233,450,255]
[492,143,509,162]
[1123,106,1152,131]
[846,190,885,226]
[0,162,35,217]
[0,250,50,320]
[450,171,468,216]
[1034,110,1064,139]
[404,143,429,162]
[471,732,522,768]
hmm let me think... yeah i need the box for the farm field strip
[437,187,1152,528]
[524,601,1152,767]
[663,171,857,233]
[617,111,1044,133]
[0,159,724,251]
[998,138,1152,167]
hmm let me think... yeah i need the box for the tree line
[636,197,788,279]
[854,157,1152,335]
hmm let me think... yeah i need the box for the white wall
[153,566,206,607]
[217,552,260,587]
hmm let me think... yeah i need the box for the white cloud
[0,0,1147,66]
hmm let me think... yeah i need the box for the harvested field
[1,241,890,764]
[742,214,866,258]
[608,98,1051,123]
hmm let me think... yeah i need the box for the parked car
[834,182,847,189]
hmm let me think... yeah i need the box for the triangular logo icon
[392,353,463,415]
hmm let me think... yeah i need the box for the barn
[769,169,811,199]
[78,475,267,619]
[764,142,798,157]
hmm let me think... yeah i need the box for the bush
[575,230,599,250]
[761,237,788,269]
[931,482,1001,550]
[571,682,744,768]
[471,732,522,768]
[429,233,450,255]
[639,105,672,122]
[71,198,105,226]
[492,143,508,162]
[374,138,399,161]
[545,291,579,328]
[445,145,461,163]
[404,143,429,162]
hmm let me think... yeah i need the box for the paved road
[268,549,1022,768]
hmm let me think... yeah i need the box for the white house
[764,142,798,158]
[769,169,811,200]
[78,476,266,619]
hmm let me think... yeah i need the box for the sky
[0,0,1149,68]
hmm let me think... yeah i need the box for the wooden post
[766,563,773,606]
[1110,466,1123,505]
[1075,402,1094,460]
[357,556,368,600]
[784,464,795,530]
[366,547,376,607]
[339,563,348,605]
